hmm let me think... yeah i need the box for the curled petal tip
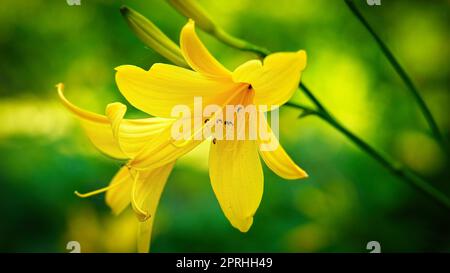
[297,50,307,69]
[106,102,127,111]
[55,83,65,96]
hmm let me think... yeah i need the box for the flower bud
[120,6,188,67]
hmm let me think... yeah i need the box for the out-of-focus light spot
[212,0,329,24]
[295,180,357,219]
[287,180,358,251]
[0,98,73,139]
[394,131,445,175]
[294,186,328,218]
[308,49,373,135]
[64,206,137,253]
[392,10,449,77]
[285,224,329,252]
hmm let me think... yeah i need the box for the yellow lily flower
[59,20,308,252]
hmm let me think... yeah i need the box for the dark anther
[204,118,210,123]
[248,84,252,90]
[212,138,217,144]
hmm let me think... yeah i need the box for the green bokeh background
[0,0,449,252]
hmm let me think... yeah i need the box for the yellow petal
[105,102,127,139]
[58,85,127,159]
[104,102,174,157]
[258,119,308,180]
[209,139,264,232]
[128,84,249,171]
[129,122,202,170]
[232,59,263,83]
[58,84,172,159]
[180,20,231,78]
[106,162,175,253]
[232,50,307,108]
[135,162,175,253]
[115,64,238,118]
[105,166,134,215]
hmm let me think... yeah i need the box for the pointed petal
[115,64,237,118]
[232,50,307,107]
[180,20,231,78]
[58,86,172,159]
[105,166,134,215]
[135,162,175,253]
[258,119,308,180]
[209,140,263,232]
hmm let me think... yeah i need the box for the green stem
[286,102,450,210]
[299,82,331,117]
[344,0,446,150]
[214,28,271,56]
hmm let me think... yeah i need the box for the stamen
[171,85,247,148]
[224,120,234,126]
[74,180,125,198]
[212,138,217,144]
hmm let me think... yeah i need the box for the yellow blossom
[59,20,308,252]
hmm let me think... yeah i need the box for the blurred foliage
[0,0,449,252]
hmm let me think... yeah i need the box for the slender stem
[284,102,318,114]
[299,83,331,117]
[286,102,450,210]
[344,0,445,149]
[214,28,271,56]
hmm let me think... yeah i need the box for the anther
[212,138,217,144]
[224,120,234,126]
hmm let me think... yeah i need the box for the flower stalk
[286,101,450,210]
[166,0,270,56]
